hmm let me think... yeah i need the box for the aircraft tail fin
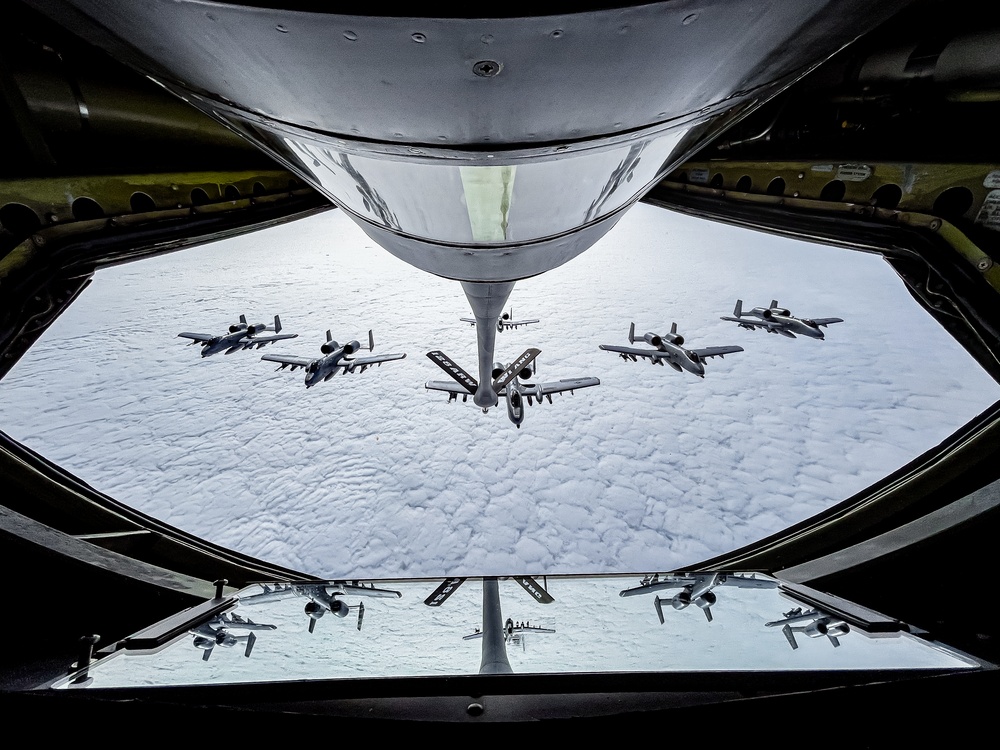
[670,322,677,335]
[239,314,247,325]
[326,329,332,342]
[368,329,375,351]
[628,322,636,343]
[273,315,282,334]
[202,648,212,662]
[244,631,257,658]
[770,299,778,309]
[653,596,665,625]
[734,300,743,317]
[782,624,798,650]
[308,618,316,634]
[357,601,365,631]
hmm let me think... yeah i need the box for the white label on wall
[689,168,710,184]
[975,189,1000,230]
[836,164,872,182]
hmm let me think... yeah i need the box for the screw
[977,258,993,271]
[411,32,425,43]
[467,702,485,716]
[214,579,228,599]
[473,60,502,77]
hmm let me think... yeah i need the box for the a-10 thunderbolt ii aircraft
[765,607,851,649]
[177,314,297,357]
[425,348,599,428]
[188,611,277,661]
[262,329,406,387]
[620,572,777,623]
[461,308,539,333]
[721,300,844,339]
[599,322,743,378]
[237,581,402,634]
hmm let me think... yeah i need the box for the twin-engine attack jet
[296,582,402,634]
[721,300,844,339]
[262,329,406,387]
[188,611,277,661]
[620,572,776,623]
[425,349,600,428]
[461,308,540,333]
[599,322,743,378]
[766,607,851,649]
[464,617,556,653]
[177,314,297,357]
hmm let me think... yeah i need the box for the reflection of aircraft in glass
[177,314,297,357]
[425,576,554,674]
[464,617,555,653]
[721,300,844,339]
[296,582,402,634]
[600,323,743,378]
[461,308,539,333]
[262,329,406,387]
[620,572,777,623]
[189,611,276,661]
[766,607,850,649]
[425,348,599,428]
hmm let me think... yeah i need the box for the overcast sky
[1,203,997,578]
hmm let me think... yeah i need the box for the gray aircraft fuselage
[747,307,827,339]
[200,324,268,356]
[303,340,363,388]
[644,334,709,377]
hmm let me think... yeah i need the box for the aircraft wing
[501,318,539,329]
[691,345,744,359]
[718,573,777,589]
[720,316,781,329]
[177,332,215,342]
[344,353,406,372]
[337,582,402,599]
[598,344,658,360]
[426,380,475,396]
[261,354,314,371]
[811,317,844,327]
[245,332,298,348]
[536,377,600,396]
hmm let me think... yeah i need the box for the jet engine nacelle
[229,323,248,333]
[518,364,534,380]
[492,362,505,380]
[245,322,268,335]
[803,620,849,638]
[192,636,214,650]
[321,340,340,354]
[304,601,325,620]
[694,591,717,610]
[342,340,362,355]
[671,590,692,610]
[662,332,684,346]
[772,308,790,316]
[643,333,663,348]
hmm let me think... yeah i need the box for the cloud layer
[1,205,996,578]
